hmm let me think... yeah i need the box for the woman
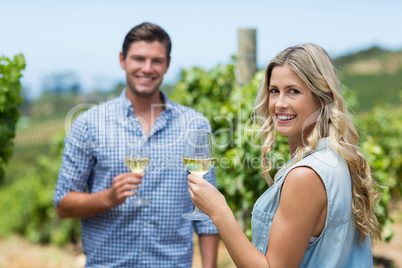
[187,43,381,267]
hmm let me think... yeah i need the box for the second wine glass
[182,131,215,220]
[125,144,150,207]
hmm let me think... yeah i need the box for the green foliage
[0,54,25,181]
[360,104,402,197]
[0,132,80,246]
[359,103,402,241]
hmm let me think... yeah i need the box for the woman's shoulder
[283,166,325,199]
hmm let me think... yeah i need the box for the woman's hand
[187,174,228,220]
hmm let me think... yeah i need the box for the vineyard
[14,119,65,147]
[1,46,402,267]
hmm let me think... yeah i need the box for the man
[54,22,219,267]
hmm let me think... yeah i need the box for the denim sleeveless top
[251,137,373,267]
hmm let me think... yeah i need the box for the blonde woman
[187,43,381,267]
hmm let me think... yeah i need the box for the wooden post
[235,28,257,232]
[236,28,257,85]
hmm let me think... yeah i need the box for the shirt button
[142,252,146,255]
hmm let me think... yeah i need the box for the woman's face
[268,64,321,146]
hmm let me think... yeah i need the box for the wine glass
[182,131,215,220]
[125,144,150,207]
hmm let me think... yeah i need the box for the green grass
[4,144,51,183]
[341,70,402,111]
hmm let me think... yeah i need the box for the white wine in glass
[125,157,149,173]
[125,145,150,207]
[182,157,215,177]
[182,132,215,221]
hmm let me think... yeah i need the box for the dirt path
[0,236,85,268]
[1,200,401,268]
[0,236,233,268]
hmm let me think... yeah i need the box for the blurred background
[1,0,401,267]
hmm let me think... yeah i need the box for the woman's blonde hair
[253,43,381,242]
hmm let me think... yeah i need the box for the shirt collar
[119,88,175,117]
[286,137,332,164]
[300,137,332,159]
[314,137,331,151]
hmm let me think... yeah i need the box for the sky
[1,0,402,99]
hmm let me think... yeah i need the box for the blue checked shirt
[54,89,218,267]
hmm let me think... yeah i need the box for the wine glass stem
[194,207,201,214]
[136,188,144,200]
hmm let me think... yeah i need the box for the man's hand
[56,172,143,219]
[106,172,143,207]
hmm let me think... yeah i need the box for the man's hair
[122,22,172,59]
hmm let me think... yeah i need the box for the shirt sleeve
[53,112,95,208]
[193,116,219,235]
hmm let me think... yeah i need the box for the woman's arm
[266,167,327,267]
[187,166,326,268]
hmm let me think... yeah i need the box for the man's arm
[198,234,219,268]
[57,191,113,219]
[56,172,142,219]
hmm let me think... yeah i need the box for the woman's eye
[290,89,300,94]
[269,88,278,94]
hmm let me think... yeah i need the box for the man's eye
[153,59,165,64]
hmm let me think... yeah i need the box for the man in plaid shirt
[54,22,219,267]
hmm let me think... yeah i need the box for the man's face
[120,40,170,98]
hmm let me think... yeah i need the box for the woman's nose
[276,94,288,109]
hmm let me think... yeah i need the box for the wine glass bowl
[125,145,150,207]
[182,157,215,177]
[182,131,215,220]
[125,154,149,173]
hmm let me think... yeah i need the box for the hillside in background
[335,46,402,111]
